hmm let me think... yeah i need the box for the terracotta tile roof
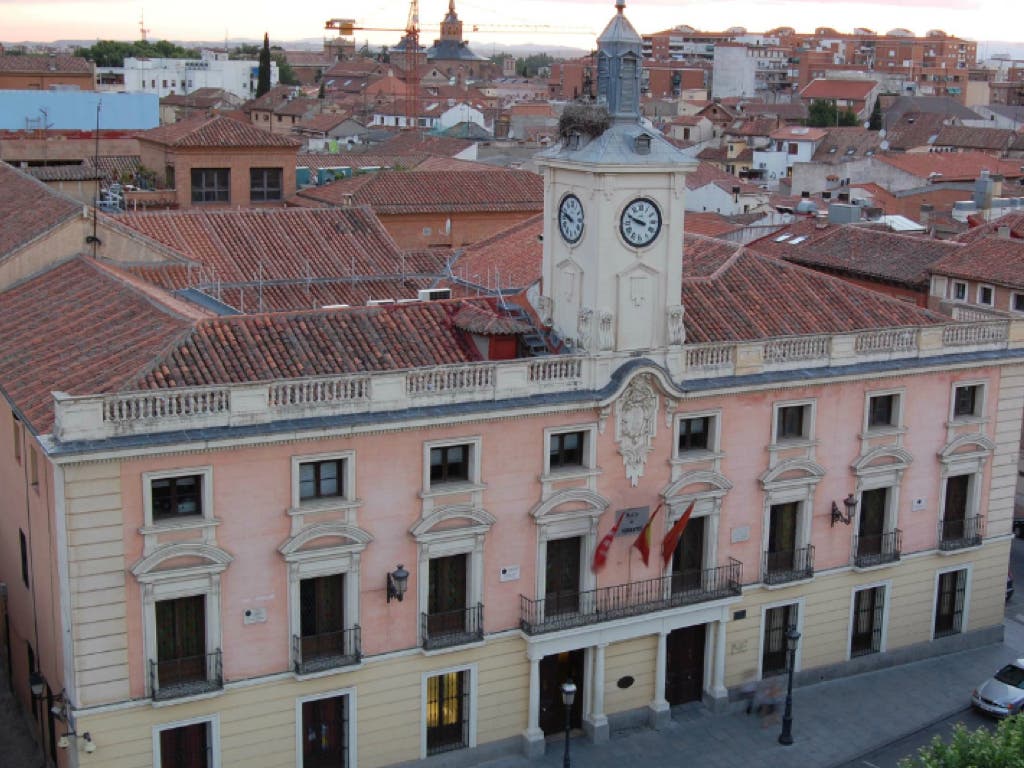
[800,78,875,101]
[0,162,83,259]
[0,54,91,73]
[283,51,336,67]
[1012,133,1024,151]
[769,126,828,142]
[696,145,726,163]
[243,85,300,112]
[811,127,883,163]
[684,212,743,238]
[747,218,960,287]
[682,248,945,344]
[447,214,543,291]
[738,102,808,121]
[25,164,103,182]
[295,113,354,133]
[139,113,301,148]
[93,155,141,179]
[452,304,530,335]
[137,300,501,389]
[881,112,948,151]
[0,257,192,432]
[373,131,474,158]
[684,234,743,277]
[295,169,543,215]
[933,126,1017,152]
[723,117,778,137]
[874,151,1024,182]
[274,98,319,117]
[116,207,415,285]
[955,212,1024,243]
[297,152,429,170]
[323,58,387,78]
[929,234,1024,288]
[413,156,497,172]
[687,165,737,194]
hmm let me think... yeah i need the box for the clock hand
[629,214,646,227]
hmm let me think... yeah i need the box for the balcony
[854,529,902,568]
[150,649,223,701]
[762,546,815,585]
[520,559,742,635]
[938,515,984,552]
[421,604,484,650]
[292,626,361,675]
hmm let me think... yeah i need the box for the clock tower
[536,0,696,355]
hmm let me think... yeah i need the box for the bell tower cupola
[596,0,643,122]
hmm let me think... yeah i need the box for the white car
[972,659,1024,718]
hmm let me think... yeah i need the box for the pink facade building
[0,5,1023,768]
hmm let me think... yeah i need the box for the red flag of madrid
[591,511,626,573]
[661,501,695,568]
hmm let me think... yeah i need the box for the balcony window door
[767,502,798,573]
[935,569,967,638]
[857,488,887,558]
[545,537,581,616]
[851,586,884,656]
[671,516,705,593]
[300,574,345,662]
[763,604,797,676]
[156,595,206,687]
[426,670,469,755]
[428,554,467,636]
[942,475,970,541]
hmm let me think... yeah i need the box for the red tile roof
[0,258,192,432]
[955,212,1024,243]
[0,162,83,259]
[297,152,429,170]
[881,112,948,152]
[800,78,876,101]
[453,304,530,335]
[138,113,301,148]
[372,131,474,158]
[874,151,1024,182]
[929,234,1024,288]
[447,214,543,290]
[769,126,828,142]
[0,54,91,73]
[683,212,743,238]
[933,126,1017,152]
[295,170,544,215]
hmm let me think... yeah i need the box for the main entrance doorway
[538,649,585,735]
[665,624,706,705]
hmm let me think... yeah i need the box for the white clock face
[558,194,584,244]
[620,197,662,247]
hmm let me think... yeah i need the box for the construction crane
[326,0,421,130]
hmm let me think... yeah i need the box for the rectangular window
[677,416,711,452]
[762,604,797,675]
[549,431,584,470]
[29,447,39,486]
[426,670,469,755]
[934,569,967,638]
[856,487,888,562]
[775,404,809,441]
[766,502,798,577]
[159,721,211,768]
[851,585,885,656]
[20,529,29,587]
[190,168,230,203]
[155,595,207,690]
[300,460,343,501]
[430,444,470,485]
[12,414,21,464]
[977,284,994,305]
[299,574,346,664]
[545,537,581,616]
[250,167,283,202]
[301,695,349,768]
[953,383,982,419]
[670,514,705,593]
[151,475,203,520]
[868,393,898,429]
[1012,293,1024,313]
[427,554,468,641]
[952,281,967,301]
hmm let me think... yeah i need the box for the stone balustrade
[51,319,1022,443]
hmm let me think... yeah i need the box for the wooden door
[538,650,585,735]
[665,624,706,705]
[545,537,581,616]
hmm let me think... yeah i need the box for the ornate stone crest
[615,375,659,486]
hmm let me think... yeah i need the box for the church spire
[596,0,642,122]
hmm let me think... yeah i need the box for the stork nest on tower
[558,103,611,139]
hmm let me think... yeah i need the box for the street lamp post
[778,626,801,745]
[561,679,577,768]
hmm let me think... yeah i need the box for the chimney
[919,203,933,225]
[991,173,1004,198]
[998,225,1012,239]
[974,170,994,210]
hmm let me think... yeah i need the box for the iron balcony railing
[520,558,742,635]
[292,626,361,675]
[938,515,984,551]
[853,529,902,568]
[150,649,223,701]
[421,604,484,650]
[762,545,815,585]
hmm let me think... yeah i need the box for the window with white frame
[144,467,214,527]
[772,400,814,443]
[544,424,597,475]
[977,284,994,306]
[1012,293,1024,314]
[423,666,475,757]
[951,281,967,301]
[850,584,886,657]
[424,438,481,492]
[154,715,219,768]
[762,602,799,676]
[292,452,356,509]
[865,390,903,431]
[675,411,720,457]
[951,382,985,421]
[934,567,968,638]
[297,689,355,768]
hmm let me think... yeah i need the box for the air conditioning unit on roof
[417,288,452,301]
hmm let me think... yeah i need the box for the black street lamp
[561,678,577,768]
[778,626,801,746]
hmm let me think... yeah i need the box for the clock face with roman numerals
[558,193,584,244]
[619,197,662,247]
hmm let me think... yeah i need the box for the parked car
[972,659,1024,717]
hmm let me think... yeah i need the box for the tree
[869,97,883,131]
[256,32,271,97]
[271,50,299,86]
[74,39,198,67]
[898,716,1024,767]
[807,99,859,128]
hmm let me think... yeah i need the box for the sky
[3,0,1020,55]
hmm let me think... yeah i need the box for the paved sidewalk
[0,643,1018,767]
[481,642,1021,768]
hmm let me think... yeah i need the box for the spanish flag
[632,502,663,566]
[661,501,696,568]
